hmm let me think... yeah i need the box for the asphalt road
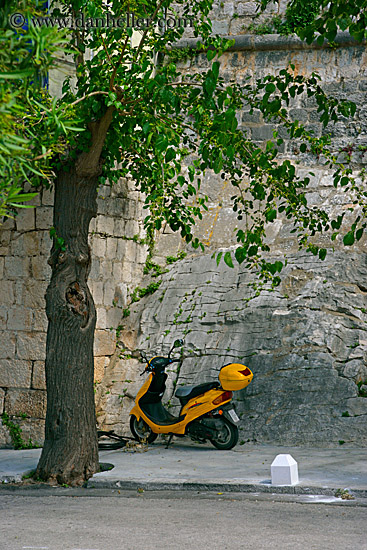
[1,490,366,550]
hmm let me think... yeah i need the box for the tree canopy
[0,0,86,219]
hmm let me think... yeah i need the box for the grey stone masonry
[0,179,149,446]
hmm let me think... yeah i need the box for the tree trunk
[36,167,99,486]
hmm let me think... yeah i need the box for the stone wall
[96,35,367,446]
[2,26,367,446]
[97,249,367,446]
[0,180,148,446]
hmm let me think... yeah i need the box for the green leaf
[165,148,176,162]
[356,228,364,241]
[212,61,220,80]
[207,49,216,61]
[343,231,355,246]
[318,248,327,261]
[265,209,277,223]
[216,251,223,266]
[235,247,247,264]
[224,251,234,268]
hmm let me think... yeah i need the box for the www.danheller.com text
[9,11,195,30]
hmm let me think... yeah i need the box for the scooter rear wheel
[130,415,158,444]
[210,417,239,450]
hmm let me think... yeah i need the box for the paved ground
[1,440,367,499]
[1,492,367,550]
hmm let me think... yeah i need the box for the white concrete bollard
[271,454,299,486]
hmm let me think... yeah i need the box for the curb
[87,478,367,498]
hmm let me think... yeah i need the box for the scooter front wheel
[130,415,158,444]
[210,417,239,450]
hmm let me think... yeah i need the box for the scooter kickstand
[165,434,174,449]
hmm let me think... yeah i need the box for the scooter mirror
[173,339,184,348]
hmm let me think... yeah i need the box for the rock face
[98,250,367,446]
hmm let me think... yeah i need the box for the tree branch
[76,105,115,178]
[109,35,130,90]
[133,0,167,60]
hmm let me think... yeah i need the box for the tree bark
[35,104,115,485]
[36,167,100,486]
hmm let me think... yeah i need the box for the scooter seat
[175,381,218,400]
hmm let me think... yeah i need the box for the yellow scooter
[129,339,253,449]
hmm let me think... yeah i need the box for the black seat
[175,381,219,402]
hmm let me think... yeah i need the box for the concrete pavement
[1,440,366,498]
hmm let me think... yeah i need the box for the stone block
[96,215,115,235]
[0,359,32,388]
[5,388,46,418]
[31,256,51,280]
[89,258,101,280]
[345,397,367,417]
[32,361,46,390]
[0,421,12,448]
[135,244,148,265]
[112,261,123,281]
[106,307,124,328]
[94,330,116,356]
[103,281,116,306]
[23,280,47,309]
[114,218,126,236]
[125,219,140,237]
[90,281,104,305]
[229,17,252,35]
[0,229,11,250]
[16,332,46,361]
[271,454,299,486]
[16,417,45,446]
[89,218,97,232]
[0,280,15,305]
[106,238,118,259]
[0,387,4,412]
[0,307,7,328]
[242,110,262,124]
[9,233,25,256]
[94,356,109,383]
[23,231,43,255]
[117,239,135,261]
[250,125,275,141]
[4,257,29,279]
[114,283,128,308]
[91,236,107,258]
[41,187,54,206]
[237,2,258,16]
[96,307,107,329]
[0,257,3,279]
[32,309,48,332]
[0,331,16,358]
[7,307,33,330]
[15,209,35,232]
[211,20,229,35]
[36,206,53,230]
[41,231,52,255]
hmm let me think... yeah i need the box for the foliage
[34,0,364,286]
[0,0,83,221]
[166,251,187,263]
[249,1,320,36]
[1,412,41,450]
[3,0,364,285]
[258,0,367,43]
